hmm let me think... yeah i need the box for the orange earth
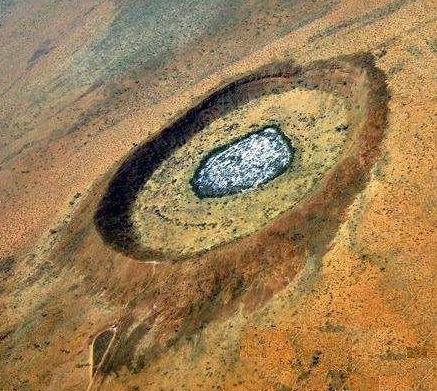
[0,1,436,390]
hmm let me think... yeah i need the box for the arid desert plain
[0,1,436,390]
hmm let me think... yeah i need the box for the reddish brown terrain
[0,1,436,390]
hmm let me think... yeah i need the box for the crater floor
[191,126,295,199]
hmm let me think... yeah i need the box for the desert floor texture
[0,0,436,390]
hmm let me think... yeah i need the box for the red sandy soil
[0,1,435,390]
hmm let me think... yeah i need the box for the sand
[0,0,435,390]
